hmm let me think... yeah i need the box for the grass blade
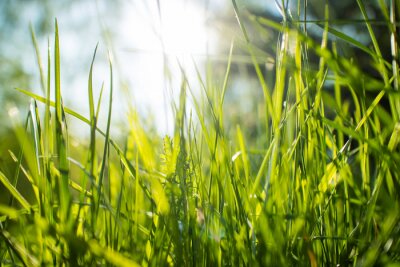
[54,19,71,223]
[0,171,30,210]
[95,53,114,220]
[30,24,46,94]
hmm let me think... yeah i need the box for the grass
[1,1,400,266]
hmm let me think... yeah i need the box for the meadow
[0,0,400,266]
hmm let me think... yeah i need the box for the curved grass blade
[15,87,162,207]
[219,41,234,115]
[0,171,30,210]
[29,99,42,178]
[0,229,39,267]
[54,19,71,223]
[322,25,374,56]
[30,24,46,94]
[356,0,389,85]
[88,44,99,197]
[231,0,274,123]
[95,53,113,220]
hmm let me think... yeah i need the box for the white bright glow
[116,0,213,134]
[121,0,211,58]
[158,1,209,57]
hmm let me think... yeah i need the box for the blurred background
[0,0,393,177]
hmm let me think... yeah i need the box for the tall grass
[1,1,400,266]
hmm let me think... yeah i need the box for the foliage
[1,1,400,266]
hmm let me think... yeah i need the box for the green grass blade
[95,82,104,120]
[219,41,234,117]
[13,88,149,183]
[29,100,43,177]
[95,54,114,219]
[356,0,389,84]
[44,38,53,160]
[54,20,62,121]
[250,139,275,196]
[87,44,99,194]
[231,0,274,123]
[88,43,99,122]
[16,87,89,123]
[324,25,374,58]
[0,171,30,210]
[0,229,39,267]
[30,24,46,94]
[54,19,71,223]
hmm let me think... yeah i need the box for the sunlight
[121,0,212,58]
[158,0,209,57]
[121,0,211,57]
[118,0,213,133]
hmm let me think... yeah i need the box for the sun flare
[158,0,209,57]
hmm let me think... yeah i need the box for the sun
[157,0,210,58]
[120,0,212,58]
[118,0,213,133]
